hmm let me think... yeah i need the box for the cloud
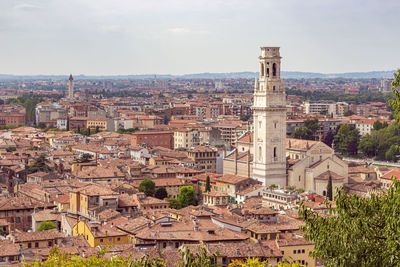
[13,3,41,11]
[167,27,209,35]
[167,27,190,34]
[100,25,123,34]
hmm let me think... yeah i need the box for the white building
[252,47,287,187]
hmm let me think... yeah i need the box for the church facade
[222,46,348,197]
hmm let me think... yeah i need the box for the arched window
[259,147,262,160]
[261,63,265,77]
[273,86,276,91]
[272,63,277,77]
[273,147,277,159]
[266,68,270,77]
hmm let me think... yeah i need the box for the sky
[0,0,399,75]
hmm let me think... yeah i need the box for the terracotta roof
[12,229,64,242]
[314,170,345,181]
[32,209,61,222]
[54,194,70,204]
[0,240,20,257]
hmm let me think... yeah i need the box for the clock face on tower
[253,47,287,188]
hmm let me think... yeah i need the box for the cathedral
[223,47,348,196]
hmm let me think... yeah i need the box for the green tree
[323,129,335,147]
[167,198,182,209]
[292,127,310,140]
[37,221,57,232]
[359,133,378,158]
[385,144,399,162]
[155,187,168,200]
[27,154,52,174]
[326,175,333,201]
[205,176,211,192]
[76,153,93,163]
[299,179,400,267]
[293,118,319,140]
[389,69,400,121]
[334,124,360,155]
[373,120,383,131]
[178,186,197,208]
[138,179,156,197]
[343,110,355,116]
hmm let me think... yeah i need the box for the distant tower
[253,47,287,187]
[68,74,74,98]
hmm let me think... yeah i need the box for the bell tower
[253,47,287,187]
[68,74,74,98]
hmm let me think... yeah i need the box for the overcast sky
[0,0,399,75]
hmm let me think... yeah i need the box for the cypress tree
[327,175,333,201]
[205,175,211,192]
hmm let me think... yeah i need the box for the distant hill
[0,70,396,80]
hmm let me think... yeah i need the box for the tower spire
[68,74,74,98]
[253,47,287,188]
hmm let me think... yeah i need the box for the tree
[326,175,333,201]
[373,120,384,131]
[155,187,168,200]
[178,186,197,208]
[292,127,310,140]
[77,153,93,163]
[205,176,211,192]
[389,69,400,121]
[37,221,57,232]
[138,179,156,197]
[299,179,400,267]
[343,110,355,116]
[334,124,360,155]
[385,144,399,162]
[323,129,335,147]
[27,154,52,174]
[167,198,182,209]
[293,118,319,140]
[304,118,319,134]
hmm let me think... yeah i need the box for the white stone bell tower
[253,47,287,187]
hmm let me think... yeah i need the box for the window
[28,243,31,248]
[35,242,39,248]
[100,239,104,243]
[302,249,305,254]
[163,242,167,248]
[298,175,301,182]
[272,63,277,76]
[273,147,277,159]
[48,241,52,247]
[175,242,179,248]
[261,63,265,77]
[293,250,296,254]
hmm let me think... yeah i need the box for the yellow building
[73,220,128,247]
[53,194,70,212]
[86,118,109,130]
[277,233,316,267]
[153,178,184,199]
[69,184,119,218]
[187,146,218,172]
